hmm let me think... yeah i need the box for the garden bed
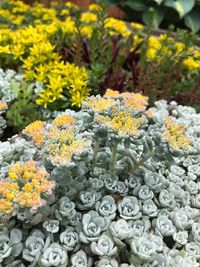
[1,91,200,266]
[0,1,200,267]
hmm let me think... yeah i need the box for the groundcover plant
[0,0,200,124]
[0,68,62,136]
[0,90,200,267]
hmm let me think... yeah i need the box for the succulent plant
[0,92,200,266]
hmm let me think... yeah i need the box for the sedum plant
[0,90,200,266]
[0,68,61,136]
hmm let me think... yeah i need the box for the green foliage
[184,10,200,33]
[6,81,42,132]
[109,0,200,32]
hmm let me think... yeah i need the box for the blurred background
[23,0,124,18]
[22,0,200,32]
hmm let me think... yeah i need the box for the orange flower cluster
[23,120,46,145]
[82,95,117,112]
[53,114,75,127]
[104,89,148,112]
[162,116,192,150]
[23,116,91,166]
[0,160,54,215]
[44,124,91,165]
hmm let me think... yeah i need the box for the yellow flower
[0,45,10,54]
[194,50,200,59]
[162,116,192,150]
[175,42,185,54]
[41,124,91,166]
[11,43,24,59]
[0,199,13,214]
[105,18,131,38]
[183,56,200,71]
[96,106,146,137]
[145,36,162,60]
[88,4,101,12]
[0,160,54,214]
[53,114,76,127]
[148,36,161,50]
[12,15,24,26]
[104,89,120,98]
[81,12,97,23]
[23,120,46,145]
[146,48,157,60]
[6,192,15,201]
[29,42,55,58]
[9,171,18,180]
[130,35,143,52]
[65,2,79,9]
[131,22,144,31]
[81,25,93,38]
[61,9,70,16]
[23,183,33,192]
[83,95,117,112]
[60,17,76,34]
[104,89,148,112]
[123,93,148,112]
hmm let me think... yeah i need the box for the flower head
[162,116,192,150]
[96,106,146,137]
[53,114,76,128]
[83,95,117,112]
[0,161,54,215]
[23,120,46,145]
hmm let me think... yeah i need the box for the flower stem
[110,143,118,173]
[92,139,100,168]
[132,150,154,173]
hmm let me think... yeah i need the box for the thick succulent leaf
[10,229,22,245]
[11,243,23,257]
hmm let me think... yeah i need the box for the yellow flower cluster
[0,0,56,28]
[23,115,91,166]
[0,1,91,108]
[162,116,192,150]
[96,106,146,137]
[0,23,89,107]
[105,18,132,38]
[136,34,200,71]
[182,50,200,71]
[34,62,89,108]
[0,160,54,215]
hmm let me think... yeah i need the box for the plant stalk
[92,139,100,167]
[110,143,118,173]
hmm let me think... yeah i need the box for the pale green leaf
[164,0,195,18]
[142,7,164,28]
[153,0,164,4]
[125,0,148,11]
[184,11,200,33]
